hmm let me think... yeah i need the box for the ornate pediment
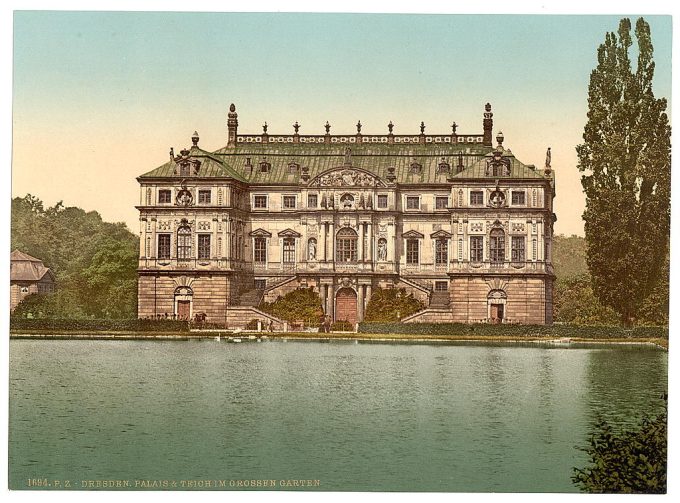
[485,152,511,177]
[309,168,387,188]
[402,230,424,239]
[173,148,202,176]
[277,228,302,238]
[430,229,452,239]
[249,228,272,237]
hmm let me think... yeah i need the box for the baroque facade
[136,103,555,325]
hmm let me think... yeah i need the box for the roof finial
[293,121,300,134]
[496,131,504,149]
[356,121,362,134]
[169,147,174,161]
[451,122,458,134]
[325,121,331,134]
[388,121,394,134]
[263,122,268,134]
[191,131,199,147]
[420,121,426,134]
[545,147,551,168]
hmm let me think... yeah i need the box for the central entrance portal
[335,287,358,325]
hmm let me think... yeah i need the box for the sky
[9,11,673,237]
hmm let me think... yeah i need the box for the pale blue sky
[11,12,673,236]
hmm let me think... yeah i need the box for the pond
[9,339,667,492]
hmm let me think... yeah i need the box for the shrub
[572,397,667,493]
[364,287,425,322]
[259,287,324,325]
[245,319,260,330]
[9,318,189,332]
[331,320,354,332]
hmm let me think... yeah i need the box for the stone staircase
[238,288,265,307]
[429,290,451,308]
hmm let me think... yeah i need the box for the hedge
[358,322,668,339]
[9,318,190,332]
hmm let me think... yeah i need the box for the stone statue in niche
[377,238,387,261]
[489,190,506,208]
[308,239,317,261]
[176,189,194,206]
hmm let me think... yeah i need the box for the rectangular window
[158,234,171,259]
[283,237,296,263]
[158,190,172,204]
[406,196,420,210]
[283,195,297,209]
[198,190,211,204]
[406,239,419,264]
[435,196,448,210]
[254,279,267,290]
[434,281,448,292]
[378,195,388,208]
[512,236,526,262]
[254,195,268,209]
[512,191,526,205]
[198,234,211,260]
[254,237,267,263]
[435,239,448,265]
[470,236,484,262]
[470,191,484,205]
[307,194,318,208]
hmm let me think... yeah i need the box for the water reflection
[9,340,666,492]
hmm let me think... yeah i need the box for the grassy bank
[9,330,668,349]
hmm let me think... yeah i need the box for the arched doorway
[487,289,507,324]
[174,286,193,320]
[335,287,358,325]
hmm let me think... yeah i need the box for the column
[358,222,364,263]
[329,221,335,264]
[366,284,372,313]
[212,217,218,259]
[366,222,373,266]
[328,284,335,320]
[357,285,365,322]
[226,217,232,266]
[151,217,157,258]
[322,222,327,263]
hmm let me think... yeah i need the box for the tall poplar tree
[577,18,671,326]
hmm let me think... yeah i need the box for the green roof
[139,141,552,185]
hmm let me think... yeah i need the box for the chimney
[483,103,493,147]
[227,103,238,148]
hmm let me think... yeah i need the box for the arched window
[490,228,505,263]
[336,228,358,262]
[177,226,192,259]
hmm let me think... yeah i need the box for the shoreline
[9,331,668,350]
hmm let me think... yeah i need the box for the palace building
[136,103,556,326]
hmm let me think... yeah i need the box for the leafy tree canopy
[364,287,425,322]
[577,18,671,326]
[11,194,139,319]
[259,287,324,325]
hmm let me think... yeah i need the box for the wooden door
[335,288,357,325]
[177,300,191,320]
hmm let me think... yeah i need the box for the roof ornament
[496,131,504,150]
[191,131,199,147]
[293,121,300,134]
[169,147,174,161]
[451,122,458,134]
[356,121,362,134]
[388,121,394,134]
[262,122,268,134]
[545,147,551,168]
[420,121,426,134]
[344,147,352,166]
[325,121,331,134]
[457,151,464,173]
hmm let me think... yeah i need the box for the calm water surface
[9,339,667,492]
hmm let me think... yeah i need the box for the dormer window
[288,162,299,174]
[437,159,450,174]
[410,162,422,174]
[259,160,271,173]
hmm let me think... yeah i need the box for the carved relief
[511,222,525,233]
[311,168,385,187]
[470,222,484,232]
[197,221,211,231]
[157,221,172,231]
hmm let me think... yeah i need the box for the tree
[259,287,324,326]
[576,18,671,326]
[572,397,667,493]
[364,287,425,322]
